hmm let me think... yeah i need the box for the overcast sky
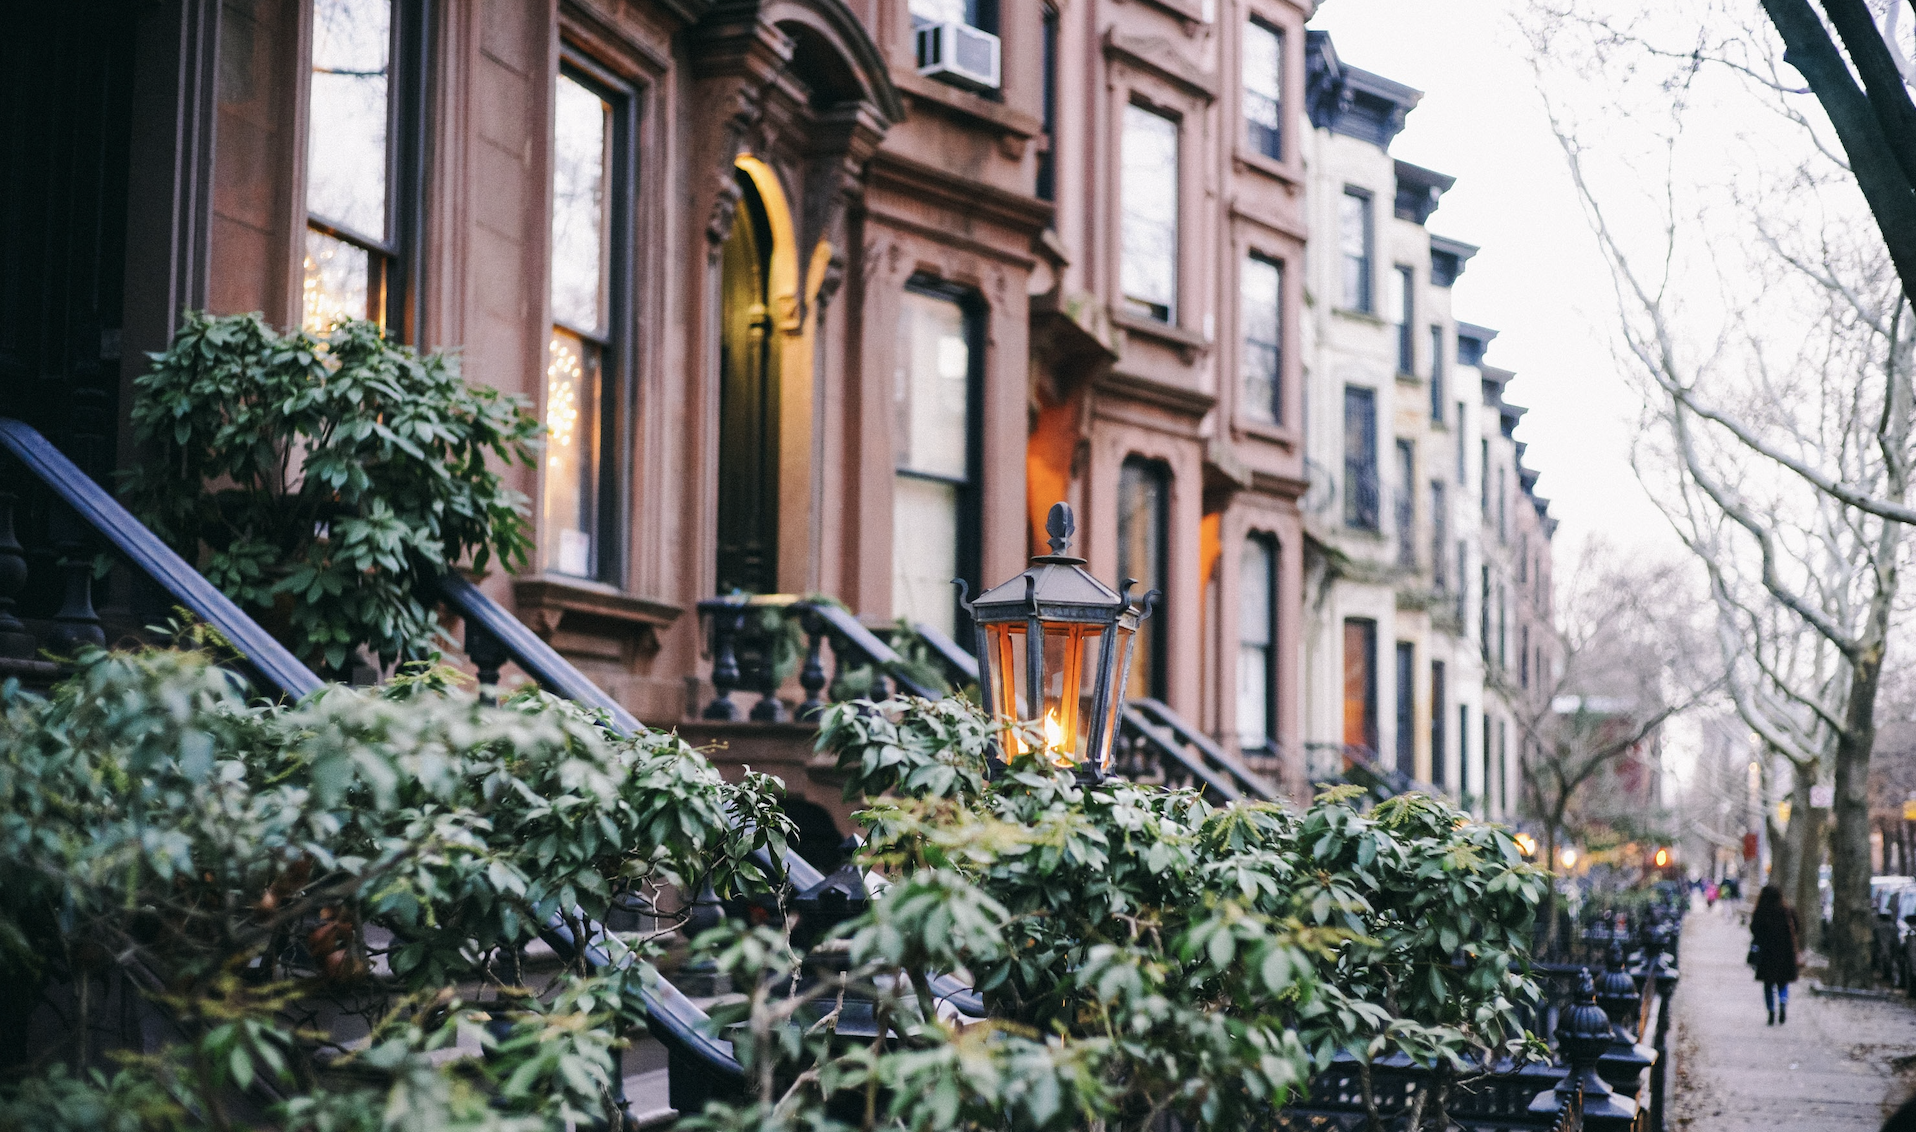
[1307,0,1689,565]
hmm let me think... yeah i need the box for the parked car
[1871,876,1916,982]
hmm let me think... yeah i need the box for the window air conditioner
[915,20,1001,93]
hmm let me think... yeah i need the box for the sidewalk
[1669,902,1916,1130]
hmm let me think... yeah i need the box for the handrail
[1120,706,1244,802]
[0,417,323,699]
[1127,697,1280,802]
[909,620,979,684]
[801,601,939,698]
[435,572,644,733]
[437,573,829,889]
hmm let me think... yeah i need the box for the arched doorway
[715,168,784,595]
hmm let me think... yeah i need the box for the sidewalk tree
[1528,0,1916,986]
[1496,541,1702,946]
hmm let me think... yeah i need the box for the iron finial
[1045,502,1075,556]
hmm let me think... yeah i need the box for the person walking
[1750,884,1801,1024]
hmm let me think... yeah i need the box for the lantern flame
[1043,708,1070,766]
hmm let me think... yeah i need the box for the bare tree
[1501,543,1708,947]
[1528,0,1916,987]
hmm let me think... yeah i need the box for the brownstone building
[4,0,1315,800]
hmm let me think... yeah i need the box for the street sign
[1743,832,1759,860]
[1902,798,1916,822]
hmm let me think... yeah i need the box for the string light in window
[545,334,583,468]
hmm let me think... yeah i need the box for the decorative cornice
[1093,367,1217,418]
[866,150,1055,235]
[1102,28,1218,102]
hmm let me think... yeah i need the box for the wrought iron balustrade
[0,417,321,698]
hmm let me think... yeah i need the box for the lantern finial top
[1045,502,1075,556]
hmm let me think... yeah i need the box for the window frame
[1394,438,1415,568]
[1430,479,1447,590]
[1429,324,1446,420]
[300,0,431,339]
[1342,386,1379,531]
[1239,251,1285,427]
[1393,264,1415,374]
[1237,532,1280,752]
[1241,16,1284,162]
[539,49,639,586]
[1430,660,1447,787]
[1036,4,1058,201]
[1338,187,1374,314]
[1342,617,1378,756]
[1118,456,1173,702]
[1394,640,1414,772]
[894,275,988,641]
[1118,99,1182,325]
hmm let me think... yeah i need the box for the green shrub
[122,313,541,672]
[0,648,791,1130]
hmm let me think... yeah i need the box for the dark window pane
[1394,641,1413,771]
[1343,386,1378,530]
[1395,439,1415,567]
[1394,265,1414,373]
[1430,661,1446,787]
[1429,324,1445,419]
[1241,254,1282,424]
[1342,618,1376,755]
[1119,458,1170,700]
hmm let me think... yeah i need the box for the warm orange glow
[1198,511,1222,587]
[1026,394,1079,553]
[1513,832,1538,858]
[1043,708,1070,766]
[1654,847,1670,868]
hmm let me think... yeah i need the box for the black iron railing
[0,417,322,699]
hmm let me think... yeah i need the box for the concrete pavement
[1669,901,1916,1130]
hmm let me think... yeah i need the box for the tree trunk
[1795,791,1827,953]
[1828,646,1885,986]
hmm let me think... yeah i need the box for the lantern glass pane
[986,623,1030,761]
[1038,623,1094,767]
[1098,622,1138,772]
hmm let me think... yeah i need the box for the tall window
[1338,188,1373,312]
[1343,387,1378,530]
[1121,104,1179,323]
[303,0,424,334]
[1238,535,1278,750]
[1394,641,1414,771]
[1480,565,1491,659]
[1119,458,1171,700]
[1241,254,1283,424]
[1498,719,1509,812]
[1455,539,1467,621]
[1498,465,1508,540]
[543,62,630,581]
[1394,439,1415,568]
[1520,623,1531,688]
[1343,618,1377,755]
[1498,584,1508,668]
[1430,480,1447,589]
[1242,19,1283,160]
[1457,402,1468,480]
[1452,706,1466,793]
[1429,325,1445,420]
[1430,660,1447,787]
[1480,439,1490,514]
[1036,5,1058,200]
[1481,710,1492,805]
[894,284,982,639]
[1393,265,1415,374]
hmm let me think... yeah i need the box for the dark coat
[1752,904,1800,985]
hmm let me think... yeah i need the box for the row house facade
[1296,32,1554,820]
[4,0,1325,816]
